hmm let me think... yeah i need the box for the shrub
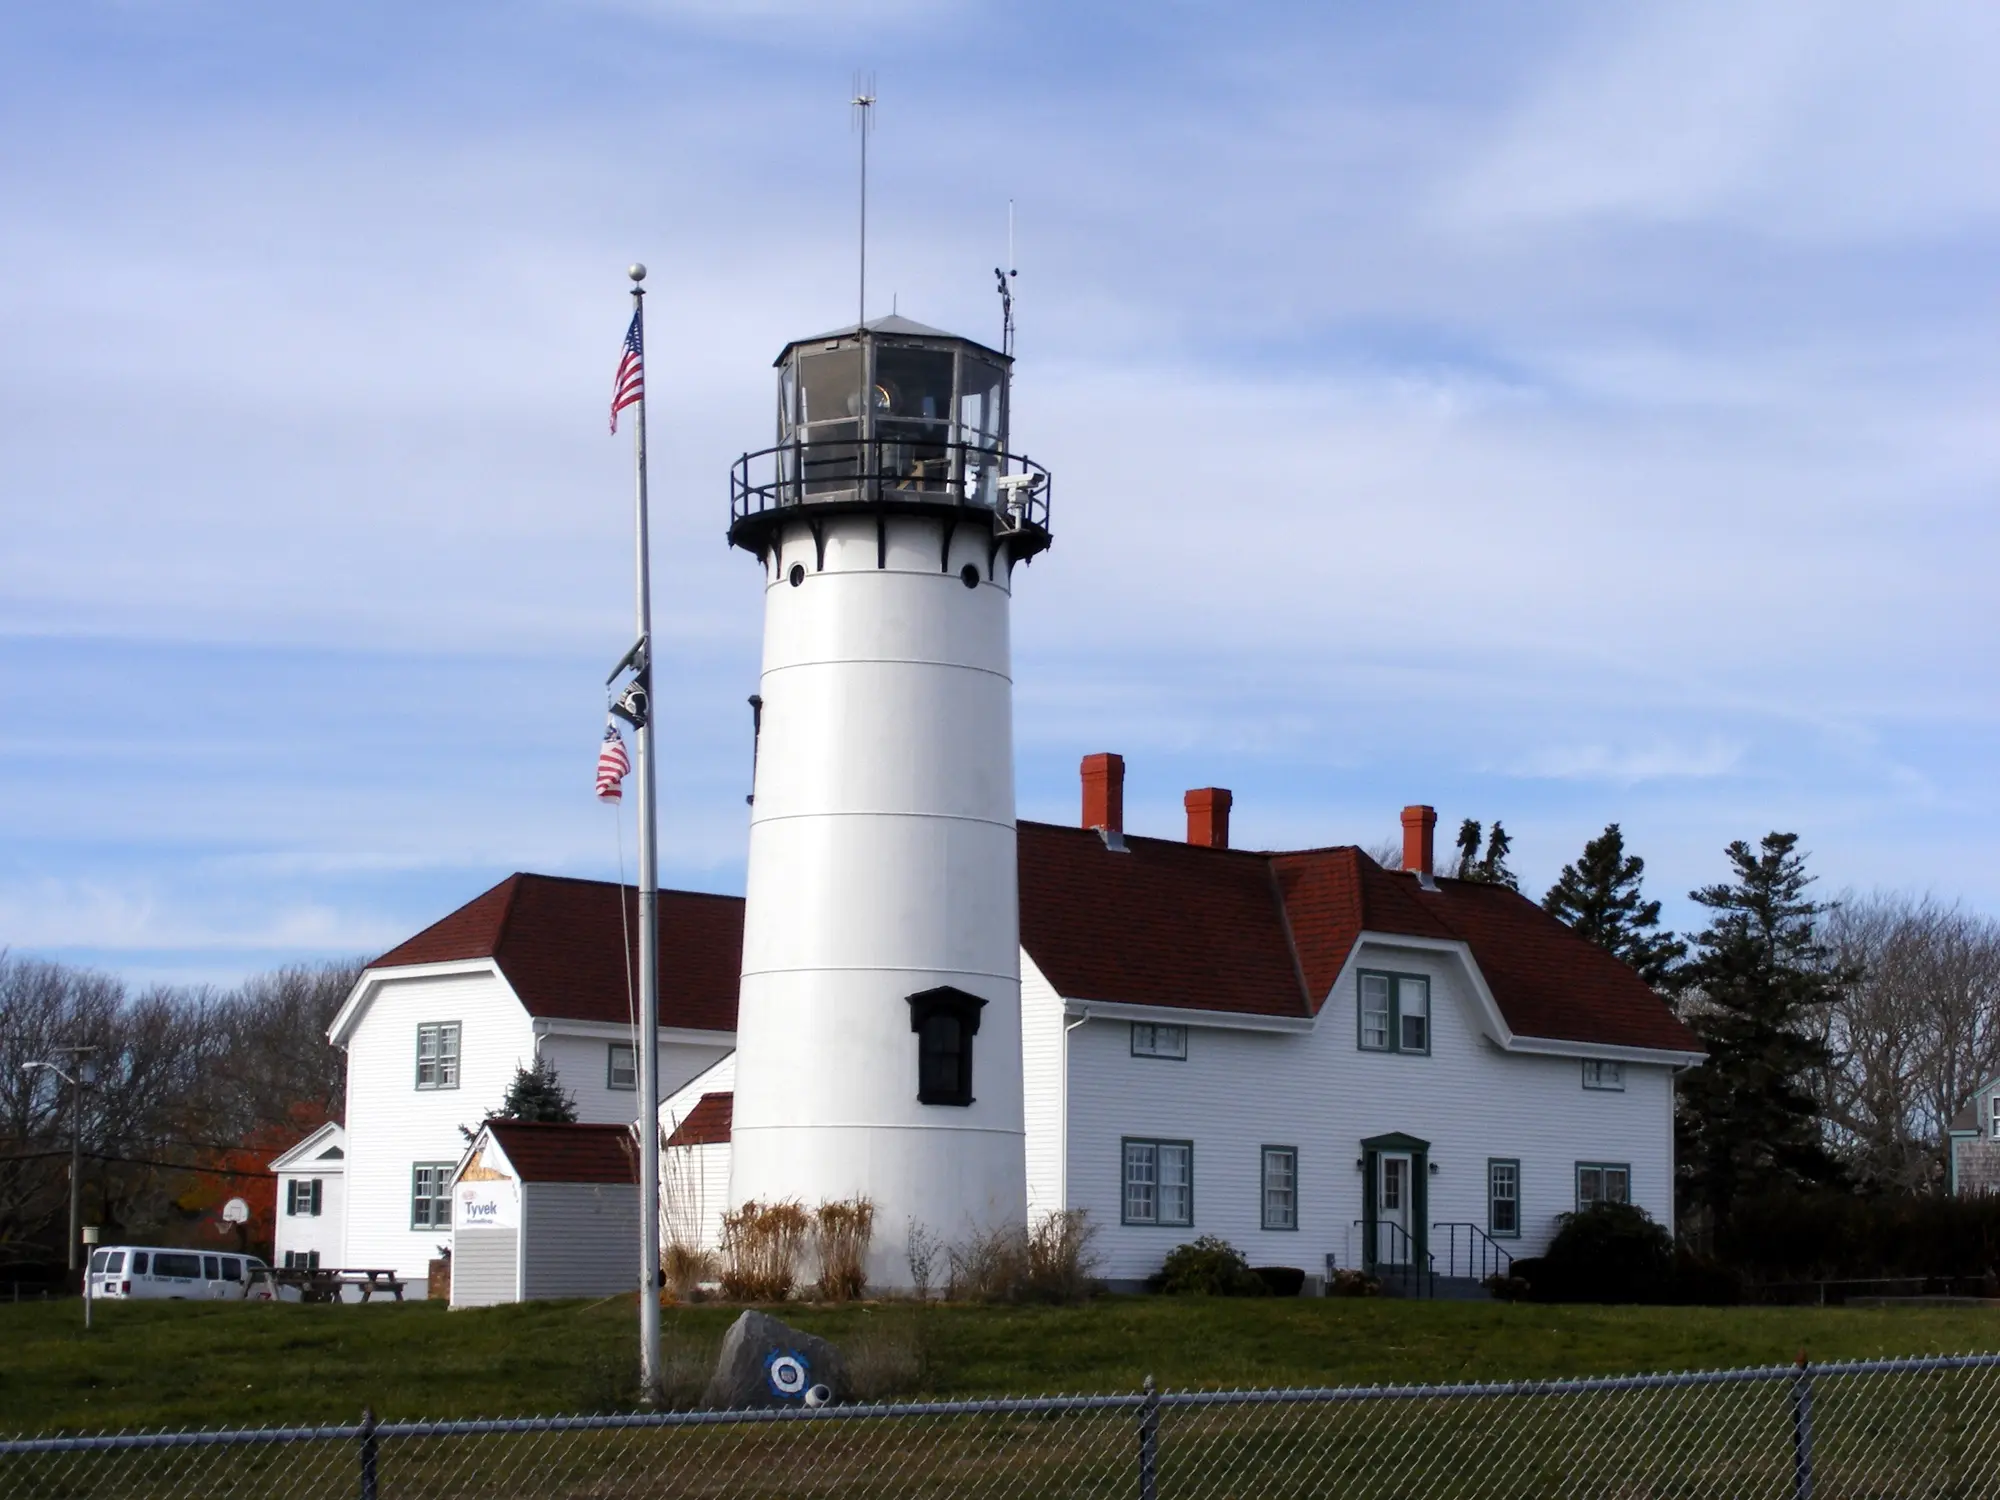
[1521,1203,1673,1303]
[1718,1189,2000,1283]
[811,1197,876,1302]
[1326,1268,1380,1298]
[719,1199,811,1301]
[939,1213,1103,1304]
[1252,1266,1306,1297]
[661,1243,716,1303]
[1155,1236,1267,1296]
[1024,1210,1104,1303]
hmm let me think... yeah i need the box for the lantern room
[729,314,1051,561]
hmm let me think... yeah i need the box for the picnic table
[249,1266,408,1303]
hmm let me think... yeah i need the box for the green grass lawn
[3,1295,1998,1436]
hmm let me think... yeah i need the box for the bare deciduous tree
[1817,894,2000,1191]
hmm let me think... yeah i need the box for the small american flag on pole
[610,309,644,433]
[595,718,632,802]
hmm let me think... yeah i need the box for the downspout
[1061,1008,1090,1212]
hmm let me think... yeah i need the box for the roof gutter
[1060,998,1314,1034]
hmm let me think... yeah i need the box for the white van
[88,1246,269,1301]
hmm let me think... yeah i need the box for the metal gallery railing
[730,438,1052,536]
[11,1350,1999,1499]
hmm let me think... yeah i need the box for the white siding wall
[342,969,535,1291]
[452,1229,519,1307]
[521,1183,644,1299]
[539,1033,734,1127]
[274,1169,345,1268]
[1022,951,1067,1221]
[1064,940,1676,1285]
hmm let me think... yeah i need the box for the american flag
[610,309,644,433]
[595,719,631,802]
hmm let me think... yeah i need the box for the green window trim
[1356,970,1431,1055]
[1486,1158,1521,1239]
[414,1021,462,1091]
[410,1161,456,1230]
[1260,1145,1299,1231]
[1121,1137,1195,1227]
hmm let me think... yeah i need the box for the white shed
[449,1120,643,1307]
[269,1121,347,1271]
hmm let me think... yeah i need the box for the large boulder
[703,1309,849,1410]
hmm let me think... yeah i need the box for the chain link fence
[6,1351,1998,1500]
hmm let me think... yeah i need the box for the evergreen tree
[1451,818,1520,890]
[1542,823,1686,987]
[497,1057,578,1124]
[1675,833,1851,1226]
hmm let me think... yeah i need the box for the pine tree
[498,1058,578,1124]
[1675,833,1851,1226]
[1542,823,1686,987]
[1451,819,1520,891]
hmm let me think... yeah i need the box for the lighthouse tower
[725,315,1051,1285]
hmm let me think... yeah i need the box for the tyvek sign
[456,1181,517,1230]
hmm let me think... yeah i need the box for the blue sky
[3,1,1995,986]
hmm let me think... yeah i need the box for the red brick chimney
[1185,788,1232,849]
[1081,753,1125,834]
[1401,804,1437,878]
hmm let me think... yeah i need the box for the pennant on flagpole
[610,310,644,433]
[595,718,632,802]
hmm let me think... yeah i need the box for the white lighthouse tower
[726,315,1051,1285]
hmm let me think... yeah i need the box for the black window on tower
[906,987,986,1107]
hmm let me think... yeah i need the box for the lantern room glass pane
[874,346,954,494]
[794,347,864,494]
[958,358,1004,451]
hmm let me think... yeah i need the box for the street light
[23,1047,99,1277]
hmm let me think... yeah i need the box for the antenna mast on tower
[852,75,876,329]
[995,199,1017,358]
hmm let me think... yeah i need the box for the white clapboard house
[270,1121,347,1271]
[321,755,1698,1297]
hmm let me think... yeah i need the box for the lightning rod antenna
[852,76,877,330]
[995,199,1017,358]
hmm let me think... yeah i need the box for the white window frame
[415,1022,461,1091]
[1123,1138,1194,1226]
[285,1179,323,1217]
[1358,970,1430,1055]
[608,1042,638,1091]
[1582,1060,1626,1091]
[1261,1145,1298,1231]
[1576,1162,1631,1210]
[1989,1094,2000,1142]
[1130,1023,1188,1061]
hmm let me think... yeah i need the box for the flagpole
[628,262,664,1405]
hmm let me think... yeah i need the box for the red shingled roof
[1017,823,1696,1054]
[666,1092,733,1147]
[372,873,742,1033]
[369,828,1695,1056]
[484,1121,638,1184]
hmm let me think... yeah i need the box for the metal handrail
[1431,1222,1514,1283]
[1352,1218,1436,1299]
[730,438,1052,535]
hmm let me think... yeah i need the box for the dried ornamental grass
[719,1199,811,1302]
[812,1197,877,1302]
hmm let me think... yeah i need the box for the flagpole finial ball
[628,263,647,283]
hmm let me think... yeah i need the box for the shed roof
[484,1121,639,1185]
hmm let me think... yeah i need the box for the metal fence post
[1138,1375,1159,1500]
[359,1406,378,1500]
[1789,1355,1815,1500]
